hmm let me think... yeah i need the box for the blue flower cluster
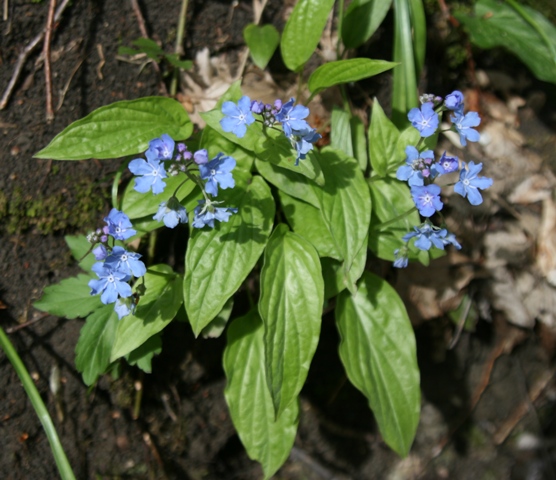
[220,95,321,165]
[393,91,493,268]
[87,134,240,318]
[87,208,145,319]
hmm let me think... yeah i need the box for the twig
[43,0,57,122]
[5,312,50,334]
[129,0,168,95]
[96,43,105,80]
[170,0,189,96]
[235,0,269,80]
[56,57,84,111]
[0,0,71,110]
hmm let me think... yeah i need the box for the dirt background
[1,1,556,479]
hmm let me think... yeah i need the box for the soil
[1,1,556,479]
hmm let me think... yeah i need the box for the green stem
[112,160,128,210]
[336,0,345,59]
[170,0,189,96]
[0,327,76,480]
[373,206,417,231]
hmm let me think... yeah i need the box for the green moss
[1,181,110,235]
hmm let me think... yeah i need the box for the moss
[1,181,110,235]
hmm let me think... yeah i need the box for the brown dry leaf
[507,171,555,204]
[537,195,556,286]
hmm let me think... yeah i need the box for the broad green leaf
[33,274,102,319]
[111,265,183,361]
[35,97,194,160]
[392,0,418,127]
[184,174,275,336]
[254,129,325,186]
[336,272,420,457]
[312,147,371,293]
[281,0,336,72]
[65,234,96,271]
[368,177,422,262]
[259,226,323,418]
[350,115,368,172]
[308,58,398,95]
[223,310,299,479]
[75,305,120,385]
[278,191,341,260]
[244,23,280,69]
[121,171,197,219]
[456,0,556,84]
[330,107,353,157]
[321,236,368,300]
[369,98,400,177]
[201,297,234,339]
[125,335,162,374]
[255,158,320,208]
[342,0,393,49]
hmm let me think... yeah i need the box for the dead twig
[96,44,105,80]
[56,57,84,112]
[43,0,57,122]
[0,0,71,110]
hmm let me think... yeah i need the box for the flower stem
[0,326,76,480]
[373,206,417,231]
[170,0,189,96]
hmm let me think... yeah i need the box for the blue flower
[199,153,236,196]
[396,146,436,186]
[408,102,439,137]
[444,91,464,114]
[454,161,493,205]
[114,297,136,320]
[443,231,462,249]
[275,98,310,136]
[403,224,447,251]
[451,111,481,146]
[192,200,238,229]
[220,96,255,138]
[88,262,132,304]
[436,151,459,175]
[104,246,146,278]
[129,148,168,194]
[290,127,321,166]
[393,249,409,268]
[104,208,136,241]
[92,244,108,261]
[193,149,208,165]
[411,184,443,217]
[153,198,188,228]
[149,134,175,160]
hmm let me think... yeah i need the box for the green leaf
[392,0,418,127]
[312,147,371,293]
[330,107,353,157]
[244,23,280,69]
[132,37,165,58]
[35,97,194,160]
[201,297,234,339]
[342,0,393,49]
[336,272,420,457]
[75,305,120,385]
[111,265,183,361]
[164,53,193,70]
[369,98,400,177]
[350,115,368,172]
[223,310,299,479]
[368,177,422,262]
[33,274,102,319]
[280,0,336,72]
[184,175,275,336]
[255,158,320,209]
[125,335,162,374]
[65,234,96,271]
[409,0,426,78]
[456,0,556,84]
[200,125,255,173]
[278,191,341,260]
[254,129,325,186]
[321,237,368,300]
[308,58,398,95]
[259,225,323,418]
[120,170,197,219]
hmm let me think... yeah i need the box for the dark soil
[1,1,556,479]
